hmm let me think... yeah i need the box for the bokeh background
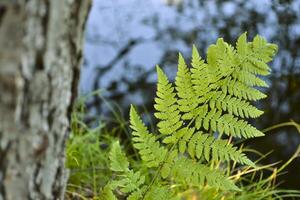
[80,0,300,190]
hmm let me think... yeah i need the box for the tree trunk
[0,0,91,199]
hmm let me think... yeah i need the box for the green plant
[66,33,300,200]
[100,33,283,199]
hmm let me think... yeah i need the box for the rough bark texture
[0,0,91,199]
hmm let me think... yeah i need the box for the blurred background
[79,0,300,190]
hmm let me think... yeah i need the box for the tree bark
[0,0,91,199]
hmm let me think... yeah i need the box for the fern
[100,185,117,200]
[179,33,277,139]
[130,106,167,168]
[106,141,146,199]
[109,141,129,172]
[110,170,145,193]
[171,157,240,191]
[154,66,183,136]
[106,138,177,200]
[186,132,253,165]
[101,33,277,199]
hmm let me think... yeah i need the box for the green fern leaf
[109,141,129,172]
[110,170,145,193]
[161,149,178,179]
[191,46,213,98]
[219,77,267,101]
[207,38,236,78]
[187,132,254,167]
[130,105,167,167]
[171,157,240,191]
[99,185,117,200]
[236,33,277,76]
[193,107,264,138]
[236,32,249,57]
[178,127,195,153]
[175,53,198,114]
[232,70,268,87]
[155,66,183,136]
[144,185,178,200]
[251,35,278,63]
[128,191,142,200]
[128,187,147,200]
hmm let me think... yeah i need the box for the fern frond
[218,77,267,101]
[144,185,177,200]
[243,61,271,76]
[122,34,277,198]
[99,185,117,200]
[191,46,213,98]
[207,38,236,78]
[237,34,270,82]
[109,141,129,172]
[237,33,277,76]
[171,157,240,191]
[127,187,147,200]
[154,66,183,135]
[208,91,263,118]
[110,170,145,193]
[196,109,264,138]
[186,132,255,167]
[128,185,178,200]
[177,42,267,139]
[108,142,146,197]
[130,105,167,167]
[177,127,195,153]
[236,32,249,58]
[251,35,278,63]
[232,69,268,87]
[169,126,254,166]
[161,149,178,179]
[181,47,216,123]
[128,190,142,200]
[175,53,198,115]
